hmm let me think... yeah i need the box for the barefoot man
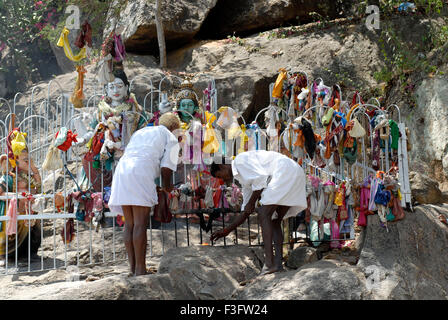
[210,150,307,275]
[108,112,180,276]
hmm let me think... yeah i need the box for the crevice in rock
[195,0,344,40]
[242,75,278,125]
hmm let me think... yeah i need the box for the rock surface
[285,246,318,269]
[234,259,369,300]
[105,0,218,54]
[411,77,448,177]
[1,245,263,300]
[234,205,448,300]
[197,0,341,39]
[107,0,344,54]
[1,205,447,300]
[357,205,448,299]
[409,171,444,204]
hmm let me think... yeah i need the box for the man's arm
[210,189,263,241]
[161,167,174,192]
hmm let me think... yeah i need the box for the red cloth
[55,130,78,152]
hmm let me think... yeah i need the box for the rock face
[107,0,344,54]
[235,259,369,299]
[285,246,318,269]
[411,78,448,178]
[157,245,263,300]
[105,0,218,54]
[1,245,263,300]
[235,205,448,300]
[197,0,341,39]
[357,206,448,300]
[0,72,7,98]
[409,171,444,204]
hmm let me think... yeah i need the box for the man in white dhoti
[108,113,180,276]
[210,150,307,275]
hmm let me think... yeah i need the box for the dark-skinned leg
[132,206,150,276]
[257,204,279,276]
[122,206,135,275]
[272,206,289,272]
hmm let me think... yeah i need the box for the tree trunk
[155,0,167,68]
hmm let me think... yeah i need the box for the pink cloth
[330,219,341,249]
[6,198,18,236]
[309,175,321,189]
[92,193,103,213]
[231,184,241,205]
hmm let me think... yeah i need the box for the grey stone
[357,206,448,299]
[234,259,369,300]
[285,246,318,269]
[104,0,218,54]
[158,245,263,300]
[198,0,341,39]
[409,171,443,204]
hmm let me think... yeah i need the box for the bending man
[210,150,306,275]
[108,112,180,276]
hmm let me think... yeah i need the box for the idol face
[107,78,128,104]
[178,98,196,122]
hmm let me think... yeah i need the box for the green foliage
[308,11,330,29]
[226,33,260,54]
[0,0,128,88]
[374,68,394,83]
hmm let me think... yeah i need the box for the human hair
[159,112,181,132]
[210,156,228,177]
[210,162,221,178]
[113,69,129,87]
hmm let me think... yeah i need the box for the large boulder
[234,259,369,300]
[106,0,346,54]
[408,77,448,178]
[157,245,263,300]
[236,205,448,300]
[409,171,444,204]
[1,245,263,300]
[105,0,218,54]
[357,207,448,299]
[198,0,341,39]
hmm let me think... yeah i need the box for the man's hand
[210,228,230,242]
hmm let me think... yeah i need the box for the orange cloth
[293,129,305,148]
[272,68,287,99]
[70,66,87,108]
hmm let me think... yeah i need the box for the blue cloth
[333,111,347,127]
[398,2,415,12]
[374,185,391,206]
[341,205,353,233]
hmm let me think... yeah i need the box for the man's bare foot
[259,264,281,276]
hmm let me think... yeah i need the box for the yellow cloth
[11,131,27,157]
[237,124,249,154]
[272,68,287,99]
[203,112,220,154]
[57,27,87,62]
[346,104,360,123]
[334,185,345,206]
